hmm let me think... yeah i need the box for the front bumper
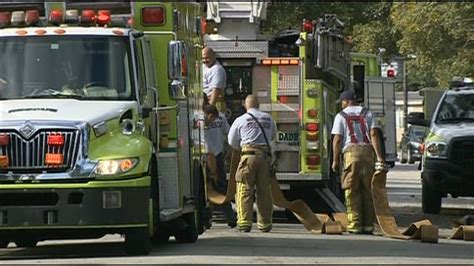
[423,159,474,196]
[0,176,150,231]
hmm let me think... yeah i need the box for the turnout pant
[235,147,273,231]
[341,145,376,233]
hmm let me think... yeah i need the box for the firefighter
[203,104,237,228]
[228,95,277,233]
[331,90,385,234]
[202,47,226,110]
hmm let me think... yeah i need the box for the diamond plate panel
[158,153,179,210]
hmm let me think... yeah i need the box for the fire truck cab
[0,2,209,255]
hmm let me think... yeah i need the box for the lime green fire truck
[204,6,350,212]
[203,2,397,212]
[0,2,209,255]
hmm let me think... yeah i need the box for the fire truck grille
[449,137,474,167]
[0,129,81,173]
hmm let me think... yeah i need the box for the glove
[375,161,388,172]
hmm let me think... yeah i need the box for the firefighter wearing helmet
[331,90,385,234]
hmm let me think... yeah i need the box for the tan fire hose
[206,150,439,241]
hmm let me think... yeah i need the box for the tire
[400,149,407,164]
[0,241,9,248]
[422,178,442,214]
[124,228,151,255]
[175,212,198,243]
[408,149,415,164]
[14,238,38,248]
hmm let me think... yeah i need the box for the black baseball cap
[337,90,356,103]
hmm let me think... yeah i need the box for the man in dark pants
[203,105,237,228]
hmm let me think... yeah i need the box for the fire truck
[0,2,209,255]
[203,2,349,212]
[203,2,397,212]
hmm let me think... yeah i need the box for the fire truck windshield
[0,35,134,100]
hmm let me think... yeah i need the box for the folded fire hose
[206,150,439,242]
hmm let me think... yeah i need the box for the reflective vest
[339,108,370,144]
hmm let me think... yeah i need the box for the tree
[391,3,473,87]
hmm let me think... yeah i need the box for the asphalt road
[0,163,473,264]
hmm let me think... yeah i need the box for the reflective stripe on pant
[235,153,273,230]
[342,145,375,232]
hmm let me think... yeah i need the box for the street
[0,163,473,264]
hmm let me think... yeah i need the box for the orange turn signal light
[45,153,64,165]
[0,155,9,168]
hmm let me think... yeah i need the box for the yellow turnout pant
[342,145,375,233]
[235,147,273,230]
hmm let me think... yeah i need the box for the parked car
[400,125,425,164]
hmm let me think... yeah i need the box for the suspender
[339,108,370,144]
[246,112,272,154]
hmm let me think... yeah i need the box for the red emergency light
[97,10,111,26]
[302,19,313,33]
[0,134,9,146]
[387,68,395,78]
[307,155,320,166]
[47,134,65,146]
[0,12,11,27]
[49,9,63,25]
[81,9,96,24]
[306,123,319,132]
[307,109,318,118]
[25,10,40,26]
[142,6,165,25]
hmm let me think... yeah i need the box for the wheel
[400,149,407,164]
[0,241,9,248]
[14,238,38,248]
[175,212,198,243]
[124,228,151,255]
[422,178,442,214]
[408,149,415,164]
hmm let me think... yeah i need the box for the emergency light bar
[261,58,299,66]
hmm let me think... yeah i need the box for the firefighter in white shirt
[331,90,384,234]
[228,95,277,233]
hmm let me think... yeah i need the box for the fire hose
[206,150,442,242]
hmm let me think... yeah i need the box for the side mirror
[407,112,430,127]
[168,41,189,100]
[169,80,187,100]
[168,40,188,80]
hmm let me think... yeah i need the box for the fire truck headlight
[92,158,139,176]
[121,119,136,136]
[425,141,447,159]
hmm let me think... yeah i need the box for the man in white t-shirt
[202,47,226,107]
[331,90,384,234]
[203,104,237,228]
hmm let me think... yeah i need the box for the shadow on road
[0,233,473,261]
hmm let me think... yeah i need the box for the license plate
[277,132,299,144]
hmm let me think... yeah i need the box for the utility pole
[403,58,408,133]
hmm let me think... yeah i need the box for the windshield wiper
[18,88,85,99]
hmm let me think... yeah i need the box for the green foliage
[264,2,473,89]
